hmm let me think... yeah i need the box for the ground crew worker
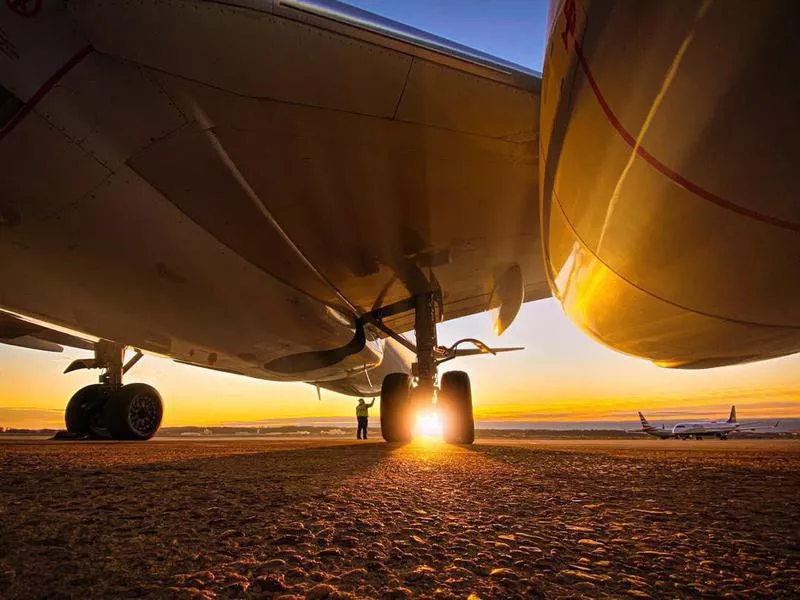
[356,398,375,440]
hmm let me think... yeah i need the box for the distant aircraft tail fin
[638,411,654,431]
[727,405,737,423]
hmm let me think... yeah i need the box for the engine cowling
[540,0,800,368]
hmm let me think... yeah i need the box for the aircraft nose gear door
[63,341,163,440]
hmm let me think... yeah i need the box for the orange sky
[2,299,798,429]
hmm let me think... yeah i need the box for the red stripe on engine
[573,41,800,234]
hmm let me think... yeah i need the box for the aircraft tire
[440,371,475,445]
[105,383,163,441]
[380,373,413,442]
[65,384,103,435]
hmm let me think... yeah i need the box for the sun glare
[414,411,443,439]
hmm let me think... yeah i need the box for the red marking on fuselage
[572,40,800,234]
[0,45,92,143]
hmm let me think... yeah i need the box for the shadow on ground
[1,439,798,599]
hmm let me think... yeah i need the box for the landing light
[414,411,443,440]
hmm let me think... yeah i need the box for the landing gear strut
[63,341,163,440]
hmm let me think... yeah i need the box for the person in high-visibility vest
[356,398,375,440]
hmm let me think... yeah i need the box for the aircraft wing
[735,421,781,432]
[0,311,95,353]
[67,0,549,333]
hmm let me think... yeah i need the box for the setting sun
[414,411,443,439]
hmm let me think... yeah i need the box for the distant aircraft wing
[735,421,780,432]
[0,311,95,353]
[68,0,549,333]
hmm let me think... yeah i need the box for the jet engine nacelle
[540,0,800,368]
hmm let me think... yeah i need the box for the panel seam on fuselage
[0,45,93,143]
[391,57,414,120]
[110,55,539,146]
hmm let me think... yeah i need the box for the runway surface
[1,438,799,599]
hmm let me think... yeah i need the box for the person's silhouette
[356,398,375,440]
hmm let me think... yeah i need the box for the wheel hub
[128,393,160,436]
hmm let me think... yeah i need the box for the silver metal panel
[70,0,412,118]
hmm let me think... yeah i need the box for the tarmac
[1,437,798,599]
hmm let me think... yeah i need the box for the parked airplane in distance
[629,412,674,439]
[633,407,780,440]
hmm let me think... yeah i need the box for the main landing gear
[368,292,508,445]
[63,341,163,440]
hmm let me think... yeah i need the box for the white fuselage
[672,421,736,436]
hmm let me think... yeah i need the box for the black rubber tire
[440,371,475,445]
[105,383,163,441]
[380,373,413,442]
[65,384,104,435]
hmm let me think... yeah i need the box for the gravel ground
[1,438,798,599]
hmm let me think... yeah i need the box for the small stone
[253,574,287,592]
[381,588,413,600]
[405,566,436,582]
[340,568,368,583]
[306,583,338,600]
[223,581,249,594]
[489,568,518,579]
[286,567,308,582]
[263,558,288,570]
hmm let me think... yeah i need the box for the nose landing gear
[63,341,163,440]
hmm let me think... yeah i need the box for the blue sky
[342,0,550,70]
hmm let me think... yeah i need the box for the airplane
[671,406,780,440]
[632,407,780,440]
[1,0,798,442]
[627,412,674,439]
